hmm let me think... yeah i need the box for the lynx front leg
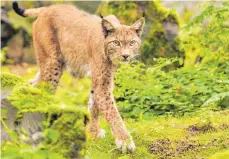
[95,90,135,152]
[88,90,106,138]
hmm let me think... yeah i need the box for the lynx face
[102,15,145,62]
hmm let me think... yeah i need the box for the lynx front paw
[97,129,106,138]
[28,72,41,86]
[115,137,136,152]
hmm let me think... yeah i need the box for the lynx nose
[122,54,129,60]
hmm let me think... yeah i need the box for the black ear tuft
[132,17,145,37]
[99,13,103,19]
[101,19,115,38]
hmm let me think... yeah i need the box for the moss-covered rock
[96,1,184,66]
[1,72,24,89]
[1,73,89,159]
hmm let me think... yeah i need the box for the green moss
[208,150,229,159]
[1,73,89,159]
[46,112,87,158]
[7,85,55,111]
[1,72,24,89]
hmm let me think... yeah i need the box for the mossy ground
[87,111,229,159]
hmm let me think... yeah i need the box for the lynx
[13,2,145,152]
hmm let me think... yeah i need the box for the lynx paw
[97,129,106,138]
[115,137,136,152]
[28,78,36,85]
[28,72,41,86]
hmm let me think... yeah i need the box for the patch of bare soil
[175,138,200,154]
[150,138,200,157]
[150,137,229,158]
[150,138,173,156]
[186,123,216,135]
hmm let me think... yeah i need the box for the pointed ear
[131,17,145,37]
[101,19,115,38]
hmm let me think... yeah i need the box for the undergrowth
[115,59,229,118]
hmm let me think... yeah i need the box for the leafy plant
[180,2,229,67]
[114,59,229,118]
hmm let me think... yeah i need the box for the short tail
[13,1,45,17]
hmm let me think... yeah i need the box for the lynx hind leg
[33,52,64,90]
[29,51,64,91]
[33,39,64,90]
[32,19,64,91]
[40,59,64,90]
[88,90,106,138]
[29,60,63,91]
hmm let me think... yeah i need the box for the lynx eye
[129,40,137,46]
[112,40,120,46]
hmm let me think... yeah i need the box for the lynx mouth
[121,58,130,61]
[112,56,134,64]
[118,56,131,62]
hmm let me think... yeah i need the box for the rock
[1,97,18,141]
[1,95,43,145]
[23,45,36,64]
[162,21,179,41]
[1,7,16,48]
[6,31,24,64]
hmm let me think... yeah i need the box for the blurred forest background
[1,1,229,159]
[2,1,227,68]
